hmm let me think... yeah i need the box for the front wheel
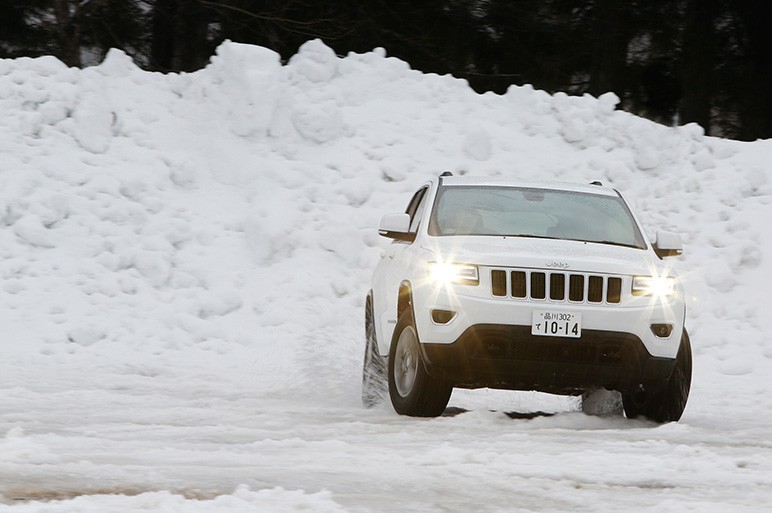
[388,309,452,417]
[623,329,692,423]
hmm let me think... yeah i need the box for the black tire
[623,329,692,423]
[388,308,452,417]
[362,295,387,408]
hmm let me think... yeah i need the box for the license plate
[531,310,582,338]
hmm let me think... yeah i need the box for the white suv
[362,173,691,423]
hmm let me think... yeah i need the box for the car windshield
[428,185,647,249]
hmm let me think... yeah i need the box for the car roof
[437,175,619,197]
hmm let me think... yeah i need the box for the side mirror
[653,230,683,258]
[378,213,415,242]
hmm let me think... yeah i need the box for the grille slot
[569,275,584,302]
[531,273,546,299]
[607,277,622,304]
[491,270,507,297]
[588,276,603,303]
[490,269,624,305]
[511,271,527,298]
[550,274,565,300]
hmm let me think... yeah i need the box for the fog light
[431,309,456,324]
[650,323,673,338]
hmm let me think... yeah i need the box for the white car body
[370,175,686,397]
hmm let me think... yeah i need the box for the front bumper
[413,278,686,360]
[420,325,676,394]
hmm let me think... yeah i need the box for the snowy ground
[1,40,771,511]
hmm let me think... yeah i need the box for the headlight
[428,262,479,286]
[632,276,675,297]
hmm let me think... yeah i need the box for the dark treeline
[2,0,771,140]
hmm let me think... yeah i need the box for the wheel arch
[397,280,414,321]
[374,280,417,358]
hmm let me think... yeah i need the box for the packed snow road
[1,353,770,513]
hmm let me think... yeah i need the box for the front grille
[490,269,623,304]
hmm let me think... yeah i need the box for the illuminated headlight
[428,262,479,286]
[632,276,676,297]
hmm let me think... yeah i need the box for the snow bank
[1,38,771,437]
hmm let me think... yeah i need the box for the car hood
[420,236,663,276]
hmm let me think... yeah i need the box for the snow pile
[1,39,771,510]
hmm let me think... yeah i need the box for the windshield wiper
[502,234,560,240]
[488,234,643,249]
[578,239,644,249]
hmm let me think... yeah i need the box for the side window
[408,187,430,233]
